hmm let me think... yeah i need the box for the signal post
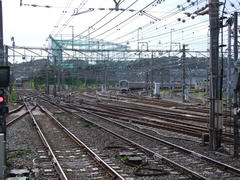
[0,0,7,178]
[0,66,9,179]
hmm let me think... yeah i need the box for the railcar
[119,80,129,93]
[119,80,150,93]
[119,79,185,93]
[195,79,208,92]
[15,78,23,87]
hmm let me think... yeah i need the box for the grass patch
[83,123,91,128]
[9,151,24,158]
[26,80,35,89]
[117,155,129,163]
[66,114,74,120]
[9,90,19,103]
[8,148,31,158]
[6,160,13,167]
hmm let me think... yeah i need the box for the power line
[85,0,140,39]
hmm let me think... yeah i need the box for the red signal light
[0,96,4,103]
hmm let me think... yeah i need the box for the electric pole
[70,25,74,50]
[233,12,239,158]
[151,51,154,97]
[0,0,3,66]
[227,18,233,109]
[103,52,108,92]
[54,56,57,97]
[46,56,49,94]
[182,44,186,102]
[209,0,222,150]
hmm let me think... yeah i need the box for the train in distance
[119,80,149,93]
[15,76,28,87]
[119,80,188,93]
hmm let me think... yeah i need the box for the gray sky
[2,0,240,62]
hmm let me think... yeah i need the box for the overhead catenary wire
[53,0,89,36]
[50,0,75,35]
[85,0,141,39]
[50,0,211,54]
[75,0,127,38]
[107,0,207,43]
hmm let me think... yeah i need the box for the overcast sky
[2,0,240,62]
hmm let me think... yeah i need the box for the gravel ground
[5,91,240,179]
[6,114,41,175]
[51,110,190,180]
[6,106,57,179]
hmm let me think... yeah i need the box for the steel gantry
[49,35,130,62]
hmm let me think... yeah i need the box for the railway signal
[0,66,10,179]
[0,89,4,104]
[0,88,7,114]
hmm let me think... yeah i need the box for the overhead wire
[54,0,89,36]
[108,0,207,44]
[119,20,209,44]
[87,0,141,39]
[50,0,74,35]
[76,0,127,38]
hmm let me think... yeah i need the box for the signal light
[0,89,4,103]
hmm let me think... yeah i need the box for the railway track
[6,103,36,127]
[74,91,237,135]
[39,100,189,179]
[41,96,240,179]
[90,90,210,113]
[53,95,235,145]
[23,100,125,180]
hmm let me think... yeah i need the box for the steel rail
[23,102,68,180]
[48,98,240,178]
[8,104,24,115]
[6,105,37,127]
[82,91,208,117]
[68,104,240,177]
[81,103,236,142]
[37,103,125,180]
[42,96,240,176]
[66,103,205,138]
[42,98,207,179]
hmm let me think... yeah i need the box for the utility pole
[137,27,142,51]
[57,65,61,92]
[0,0,3,66]
[53,56,57,97]
[151,52,154,97]
[182,44,186,102]
[227,18,233,109]
[169,28,174,57]
[233,12,239,158]
[103,52,108,92]
[31,57,33,89]
[209,0,222,150]
[88,27,91,50]
[61,67,65,90]
[70,26,74,50]
[46,56,49,94]
[5,46,8,66]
